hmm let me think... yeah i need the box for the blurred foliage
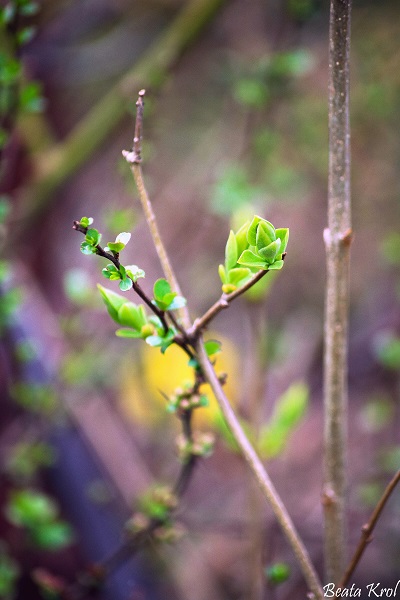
[373,331,400,371]
[0,543,19,600]
[10,383,58,415]
[5,490,74,550]
[265,561,291,585]
[360,395,394,433]
[258,381,309,459]
[5,442,56,482]
[0,0,44,152]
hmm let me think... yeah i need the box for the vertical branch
[323,0,353,583]
[123,90,191,329]
[195,339,323,600]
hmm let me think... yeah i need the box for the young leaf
[119,277,133,292]
[235,221,250,257]
[85,228,101,246]
[275,228,289,254]
[167,296,187,311]
[125,265,145,282]
[256,221,275,251]
[79,216,93,228]
[80,241,96,255]
[106,241,125,253]
[237,249,268,269]
[204,340,221,356]
[218,264,227,284]
[228,267,251,286]
[97,284,127,323]
[247,216,262,245]
[154,279,171,301]
[268,260,284,270]
[118,302,147,330]
[116,329,142,338]
[258,239,281,263]
[225,230,238,271]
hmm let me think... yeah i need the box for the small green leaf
[228,267,251,286]
[235,221,250,256]
[85,228,101,246]
[275,228,289,254]
[106,241,125,253]
[204,340,221,356]
[237,249,268,269]
[258,239,281,263]
[167,296,186,311]
[79,216,93,227]
[118,302,147,330]
[125,265,145,281]
[97,284,127,323]
[268,260,284,270]
[119,277,132,292]
[80,241,96,255]
[154,279,171,301]
[116,329,142,338]
[247,216,262,245]
[218,264,227,284]
[225,230,238,271]
[256,221,275,251]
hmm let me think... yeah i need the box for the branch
[188,269,268,339]
[323,0,353,582]
[340,470,400,588]
[123,90,191,330]
[72,220,169,333]
[195,338,323,600]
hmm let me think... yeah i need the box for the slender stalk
[188,269,268,338]
[340,470,400,588]
[123,91,191,329]
[323,0,353,583]
[195,338,323,600]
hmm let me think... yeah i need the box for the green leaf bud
[97,284,127,323]
[79,217,93,227]
[225,230,238,271]
[257,238,281,263]
[154,278,171,301]
[237,249,268,269]
[256,221,275,252]
[218,264,227,284]
[118,302,147,330]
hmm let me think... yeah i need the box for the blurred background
[0,0,399,598]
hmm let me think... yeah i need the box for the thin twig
[123,90,191,329]
[195,338,323,600]
[323,0,353,582]
[72,220,169,333]
[188,269,268,339]
[340,470,400,588]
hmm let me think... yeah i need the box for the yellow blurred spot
[118,333,239,429]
